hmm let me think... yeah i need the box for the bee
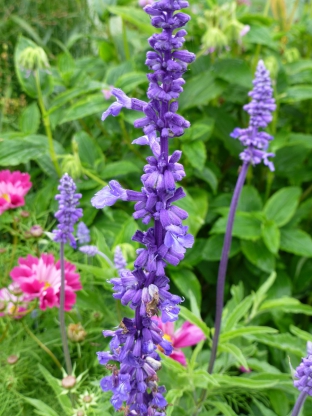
[146,292,160,317]
[119,321,129,334]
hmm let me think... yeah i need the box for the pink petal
[152,316,175,337]
[170,350,186,366]
[173,321,206,348]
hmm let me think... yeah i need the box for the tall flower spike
[53,173,83,248]
[92,0,195,414]
[207,61,276,378]
[230,60,276,171]
[291,341,312,416]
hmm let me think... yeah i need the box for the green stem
[22,321,62,370]
[81,167,107,186]
[59,242,73,375]
[122,19,130,61]
[35,69,61,177]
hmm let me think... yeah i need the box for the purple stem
[208,161,249,374]
[59,242,73,375]
[292,391,308,416]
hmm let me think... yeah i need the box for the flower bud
[7,355,19,365]
[18,46,50,71]
[61,375,76,389]
[30,225,44,237]
[67,323,87,342]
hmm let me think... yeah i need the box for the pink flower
[0,170,32,215]
[10,254,82,311]
[138,0,154,7]
[101,86,114,100]
[153,317,206,366]
[0,283,29,319]
[240,25,250,38]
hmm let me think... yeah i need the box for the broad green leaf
[253,398,278,416]
[101,161,141,179]
[261,220,280,254]
[264,187,301,226]
[113,217,138,247]
[237,185,263,212]
[241,239,275,272]
[280,228,312,257]
[244,25,277,48]
[214,374,277,389]
[268,391,290,416]
[202,235,241,261]
[223,295,253,332]
[194,167,218,194]
[182,119,215,142]
[166,389,185,416]
[211,211,262,240]
[259,297,312,315]
[37,364,71,413]
[207,401,238,416]
[250,271,276,318]
[22,397,59,416]
[182,370,219,388]
[182,141,206,171]
[108,6,154,34]
[282,85,312,103]
[74,263,114,285]
[158,352,187,373]
[59,93,109,124]
[245,333,305,357]
[115,72,147,94]
[0,134,48,166]
[220,326,277,342]
[179,71,226,110]
[218,343,249,369]
[179,306,210,338]
[213,59,252,88]
[73,131,104,168]
[176,189,207,236]
[19,102,40,134]
[170,269,201,309]
[10,15,44,47]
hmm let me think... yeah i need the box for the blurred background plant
[1,0,312,414]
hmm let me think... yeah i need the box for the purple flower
[231,60,276,171]
[53,173,83,248]
[79,245,99,256]
[114,246,127,274]
[93,0,195,412]
[77,221,90,244]
[294,342,312,395]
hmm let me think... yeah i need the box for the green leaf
[241,239,275,272]
[282,85,312,103]
[115,72,147,94]
[176,189,207,236]
[202,235,241,261]
[264,187,301,227]
[259,297,312,315]
[182,119,215,142]
[268,391,290,416]
[250,271,276,318]
[0,134,48,166]
[59,93,108,124]
[206,401,238,416]
[214,374,278,389]
[237,185,263,212]
[211,211,262,240]
[73,131,104,168]
[37,364,71,413]
[223,295,253,332]
[261,220,280,254]
[101,161,141,179]
[170,269,201,309]
[290,325,312,343]
[280,228,312,257]
[220,326,277,342]
[22,397,59,416]
[179,71,226,110]
[244,25,277,48]
[19,102,40,134]
[179,306,210,338]
[213,59,253,88]
[182,370,219,388]
[218,343,249,369]
[182,141,206,171]
[166,389,185,416]
[158,352,187,373]
[108,6,154,34]
[194,167,218,194]
[253,398,278,416]
[10,15,44,47]
[245,333,305,357]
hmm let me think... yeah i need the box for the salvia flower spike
[92,0,195,413]
[53,173,83,248]
[291,341,312,415]
[208,60,276,376]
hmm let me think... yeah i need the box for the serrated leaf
[280,228,312,257]
[264,187,301,227]
[182,141,206,171]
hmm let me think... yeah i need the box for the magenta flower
[0,283,28,319]
[154,317,206,366]
[10,254,82,311]
[0,170,32,215]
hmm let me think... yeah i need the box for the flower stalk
[292,391,308,416]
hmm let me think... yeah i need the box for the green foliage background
[1,0,312,414]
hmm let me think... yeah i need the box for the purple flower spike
[231,60,276,171]
[77,221,90,244]
[53,173,83,248]
[93,0,195,412]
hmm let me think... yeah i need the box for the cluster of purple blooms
[294,342,312,395]
[230,60,276,171]
[92,0,195,413]
[53,173,83,248]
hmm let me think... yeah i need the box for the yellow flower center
[9,305,18,315]
[43,282,51,289]
[1,193,10,202]
[157,333,172,353]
